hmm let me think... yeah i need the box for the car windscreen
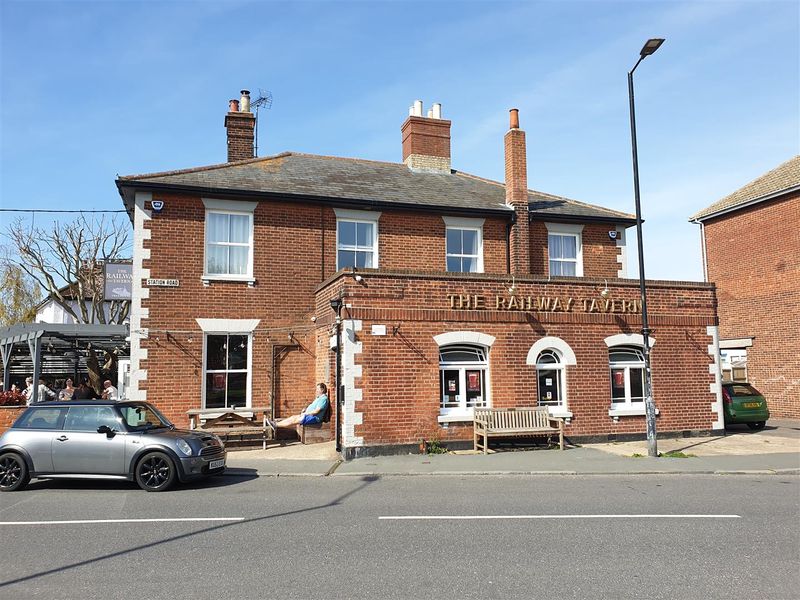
[13,407,66,430]
[119,404,172,431]
[727,384,761,397]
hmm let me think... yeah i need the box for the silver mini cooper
[0,400,226,492]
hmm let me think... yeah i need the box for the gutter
[690,184,800,223]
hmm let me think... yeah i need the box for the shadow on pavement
[0,475,379,589]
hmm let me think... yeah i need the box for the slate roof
[117,152,635,223]
[691,155,800,221]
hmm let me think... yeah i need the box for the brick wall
[316,272,718,450]
[0,406,26,434]
[703,192,800,418]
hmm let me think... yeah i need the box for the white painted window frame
[545,222,584,277]
[443,216,485,273]
[202,198,256,284]
[201,331,253,410]
[334,208,381,271]
[438,345,490,418]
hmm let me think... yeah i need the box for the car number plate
[742,402,761,408]
[209,459,225,469]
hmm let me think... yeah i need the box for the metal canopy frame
[0,323,129,401]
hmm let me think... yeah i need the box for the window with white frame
[203,199,255,280]
[335,208,380,270]
[439,345,489,415]
[443,216,484,273]
[546,222,584,277]
[609,346,645,408]
[204,333,251,409]
[536,350,566,410]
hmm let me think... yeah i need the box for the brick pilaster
[505,109,530,275]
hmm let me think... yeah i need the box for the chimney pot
[432,103,442,119]
[509,108,520,130]
[413,100,423,117]
[229,99,240,112]
[240,90,251,113]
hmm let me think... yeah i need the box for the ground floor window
[439,345,488,415]
[609,346,645,408]
[536,350,566,410]
[204,333,251,409]
[720,348,747,383]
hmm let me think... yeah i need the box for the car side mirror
[97,425,115,437]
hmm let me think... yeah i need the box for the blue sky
[1,0,797,281]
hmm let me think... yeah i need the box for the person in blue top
[269,383,329,430]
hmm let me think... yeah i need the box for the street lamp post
[330,297,344,454]
[628,37,664,458]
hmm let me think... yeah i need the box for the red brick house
[691,156,799,419]
[117,92,722,458]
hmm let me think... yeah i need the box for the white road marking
[379,514,741,520]
[0,517,245,526]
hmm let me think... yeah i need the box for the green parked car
[722,382,770,430]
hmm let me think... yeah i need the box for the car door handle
[56,435,69,442]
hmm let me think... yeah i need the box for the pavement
[224,418,800,477]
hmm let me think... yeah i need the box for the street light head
[640,38,665,57]
[330,297,343,312]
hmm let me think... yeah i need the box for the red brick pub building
[117,93,722,458]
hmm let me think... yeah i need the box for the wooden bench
[295,422,333,444]
[187,407,274,450]
[473,407,564,454]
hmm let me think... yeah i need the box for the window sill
[202,275,256,287]
[608,407,659,419]
[437,414,475,424]
[548,410,573,421]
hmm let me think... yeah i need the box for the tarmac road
[1,473,798,599]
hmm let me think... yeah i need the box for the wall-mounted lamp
[310,316,317,322]
[508,275,517,296]
[600,280,611,299]
[354,274,364,283]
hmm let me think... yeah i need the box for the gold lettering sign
[447,294,639,314]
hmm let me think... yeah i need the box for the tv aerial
[252,89,273,157]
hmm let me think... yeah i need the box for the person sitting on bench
[269,383,329,429]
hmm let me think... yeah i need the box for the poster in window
[467,371,480,392]
[448,379,457,393]
[213,373,226,392]
[613,371,624,387]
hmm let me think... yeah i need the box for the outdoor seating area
[473,406,565,454]
[187,406,274,450]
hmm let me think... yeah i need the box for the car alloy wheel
[135,451,176,492]
[0,452,30,492]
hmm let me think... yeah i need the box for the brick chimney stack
[225,90,255,162]
[505,108,531,275]
[401,100,451,173]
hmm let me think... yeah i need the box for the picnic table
[187,406,274,450]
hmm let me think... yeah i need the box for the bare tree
[5,214,131,325]
[4,215,131,393]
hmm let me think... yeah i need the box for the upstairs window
[335,209,381,270]
[203,199,256,281]
[337,220,376,268]
[443,217,484,273]
[546,223,584,277]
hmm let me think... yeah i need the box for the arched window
[609,346,645,407]
[439,345,489,415]
[536,350,565,410]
